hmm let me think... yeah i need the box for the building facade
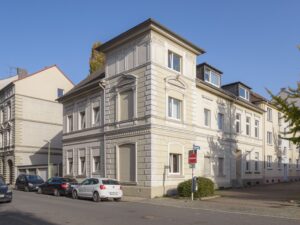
[0,65,74,183]
[59,19,300,198]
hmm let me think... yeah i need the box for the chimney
[17,68,28,79]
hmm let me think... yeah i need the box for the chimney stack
[17,68,28,79]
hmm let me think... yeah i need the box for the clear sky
[0,0,299,98]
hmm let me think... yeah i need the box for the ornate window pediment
[165,75,187,90]
[116,74,137,90]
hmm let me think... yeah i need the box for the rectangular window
[254,120,259,138]
[254,152,259,171]
[168,97,182,120]
[267,155,272,168]
[93,156,100,173]
[204,69,221,87]
[278,157,282,169]
[217,113,224,130]
[92,106,100,125]
[246,116,251,136]
[169,153,181,174]
[204,156,211,176]
[204,109,211,127]
[246,151,251,171]
[168,51,181,72]
[267,131,273,145]
[218,157,224,176]
[57,88,64,98]
[79,111,86,130]
[239,87,249,100]
[267,107,272,122]
[120,90,134,121]
[68,158,73,175]
[80,157,86,175]
[289,158,292,169]
[67,115,73,132]
[236,113,241,133]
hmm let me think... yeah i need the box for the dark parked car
[15,174,44,192]
[38,177,78,196]
[0,175,12,203]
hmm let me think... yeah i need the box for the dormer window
[168,51,181,72]
[239,86,249,101]
[204,69,221,87]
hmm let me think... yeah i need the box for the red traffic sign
[188,150,197,164]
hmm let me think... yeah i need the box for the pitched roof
[222,81,252,90]
[58,68,105,101]
[97,18,205,55]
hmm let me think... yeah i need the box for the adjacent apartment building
[59,19,300,198]
[0,66,74,183]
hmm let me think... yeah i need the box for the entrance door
[235,150,242,186]
[119,144,136,183]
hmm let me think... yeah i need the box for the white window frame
[67,157,73,175]
[254,152,259,171]
[79,156,86,175]
[93,156,101,173]
[267,131,273,145]
[267,107,273,122]
[168,97,182,120]
[168,50,182,73]
[204,69,221,87]
[245,151,251,171]
[204,108,211,127]
[267,155,272,168]
[246,116,251,136]
[92,106,100,125]
[217,113,224,130]
[236,113,241,133]
[67,115,73,132]
[79,111,86,130]
[239,86,249,100]
[169,153,182,175]
[254,120,259,138]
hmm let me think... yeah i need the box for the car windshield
[26,175,43,182]
[102,179,119,185]
[0,177,4,185]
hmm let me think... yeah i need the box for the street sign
[188,150,197,164]
[193,144,200,151]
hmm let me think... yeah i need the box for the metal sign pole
[191,164,194,201]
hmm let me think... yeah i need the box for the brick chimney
[17,68,28,79]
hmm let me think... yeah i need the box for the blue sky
[0,0,299,97]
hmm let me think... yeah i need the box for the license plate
[0,194,4,198]
[109,192,118,195]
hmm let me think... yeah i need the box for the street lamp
[44,140,51,179]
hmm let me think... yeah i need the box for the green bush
[177,177,214,198]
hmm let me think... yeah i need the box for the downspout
[99,81,106,177]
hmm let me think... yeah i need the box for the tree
[268,83,300,147]
[89,42,105,74]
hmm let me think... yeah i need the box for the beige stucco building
[0,65,74,183]
[59,19,300,198]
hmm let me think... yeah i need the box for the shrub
[177,177,214,198]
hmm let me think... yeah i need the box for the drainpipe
[98,81,106,177]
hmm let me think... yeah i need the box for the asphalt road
[0,191,299,225]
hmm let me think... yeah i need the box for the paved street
[0,188,299,225]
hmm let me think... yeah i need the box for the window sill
[168,174,184,179]
[166,66,181,75]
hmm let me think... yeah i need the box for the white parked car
[72,178,123,202]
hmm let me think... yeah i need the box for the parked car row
[13,174,123,202]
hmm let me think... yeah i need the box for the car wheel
[92,192,100,202]
[113,198,121,202]
[54,189,60,197]
[24,186,29,192]
[72,190,78,199]
[37,187,43,194]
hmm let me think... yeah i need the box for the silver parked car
[72,178,123,202]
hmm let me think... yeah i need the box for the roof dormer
[196,63,222,88]
[222,82,252,101]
